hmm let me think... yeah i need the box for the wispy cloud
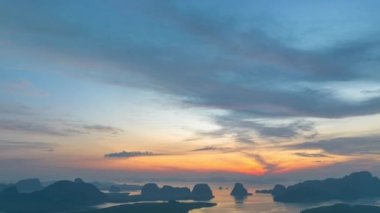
[0,119,66,136]
[82,125,123,134]
[0,139,55,152]
[361,89,380,94]
[200,113,316,143]
[286,136,380,156]
[293,152,331,158]
[191,146,234,152]
[1,80,49,97]
[104,150,162,159]
[244,153,277,174]
[0,117,124,136]
[0,103,34,116]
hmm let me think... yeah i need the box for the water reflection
[233,195,248,204]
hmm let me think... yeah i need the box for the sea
[96,182,380,213]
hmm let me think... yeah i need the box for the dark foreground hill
[0,180,106,213]
[273,171,380,203]
[301,203,380,213]
[83,201,216,213]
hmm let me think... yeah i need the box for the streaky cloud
[243,153,277,174]
[200,113,316,143]
[293,152,331,158]
[286,136,380,156]
[0,119,67,136]
[191,146,234,152]
[104,150,162,159]
[0,139,55,151]
[82,125,123,134]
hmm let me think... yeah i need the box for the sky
[1,0,380,183]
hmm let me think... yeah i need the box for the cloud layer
[1,1,380,145]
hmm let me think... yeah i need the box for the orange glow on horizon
[56,148,353,177]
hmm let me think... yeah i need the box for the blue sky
[1,0,380,182]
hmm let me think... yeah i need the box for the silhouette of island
[108,185,121,193]
[301,203,380,213]
[0,178,215,212]
[108,183,214,202]
[83,200,216,213]
[139,183,192,200]
[256,184,286,197]
[230,183,252,198]
[141,183,160,196]
[91,181,142,192]
[0,179,106,212]
[38,180,105,204]
[255,189,271,193]
[16,178,43,193]
[273,171,380,203]
[191,184,214,200]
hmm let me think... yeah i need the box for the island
[272,171,380,203]
[0,179,215,212]
[256,184,286,197]
[16,178,44,193]
[107,183,214,202]
[0,179,105,212]
[230,183,252,198]
[91,181,142,192]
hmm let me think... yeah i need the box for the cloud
[0,103,34,116]
[244,153,277,174]
[82,125,123,134]
[1,1,380,121]
[191,145,279,173]
[361,89,380,94]
[0,119,66,136]
[1,80,49,97]
[191,146,234,152]
[293,152,330,158]
[286,136,380,156]
[0,139,55,152]
[104,150,161,159]
[200,113,316,143]
[0,112,123,136]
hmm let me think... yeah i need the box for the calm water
[192,185,312,213]
[192,184,380,213]
[96,182,380,213]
